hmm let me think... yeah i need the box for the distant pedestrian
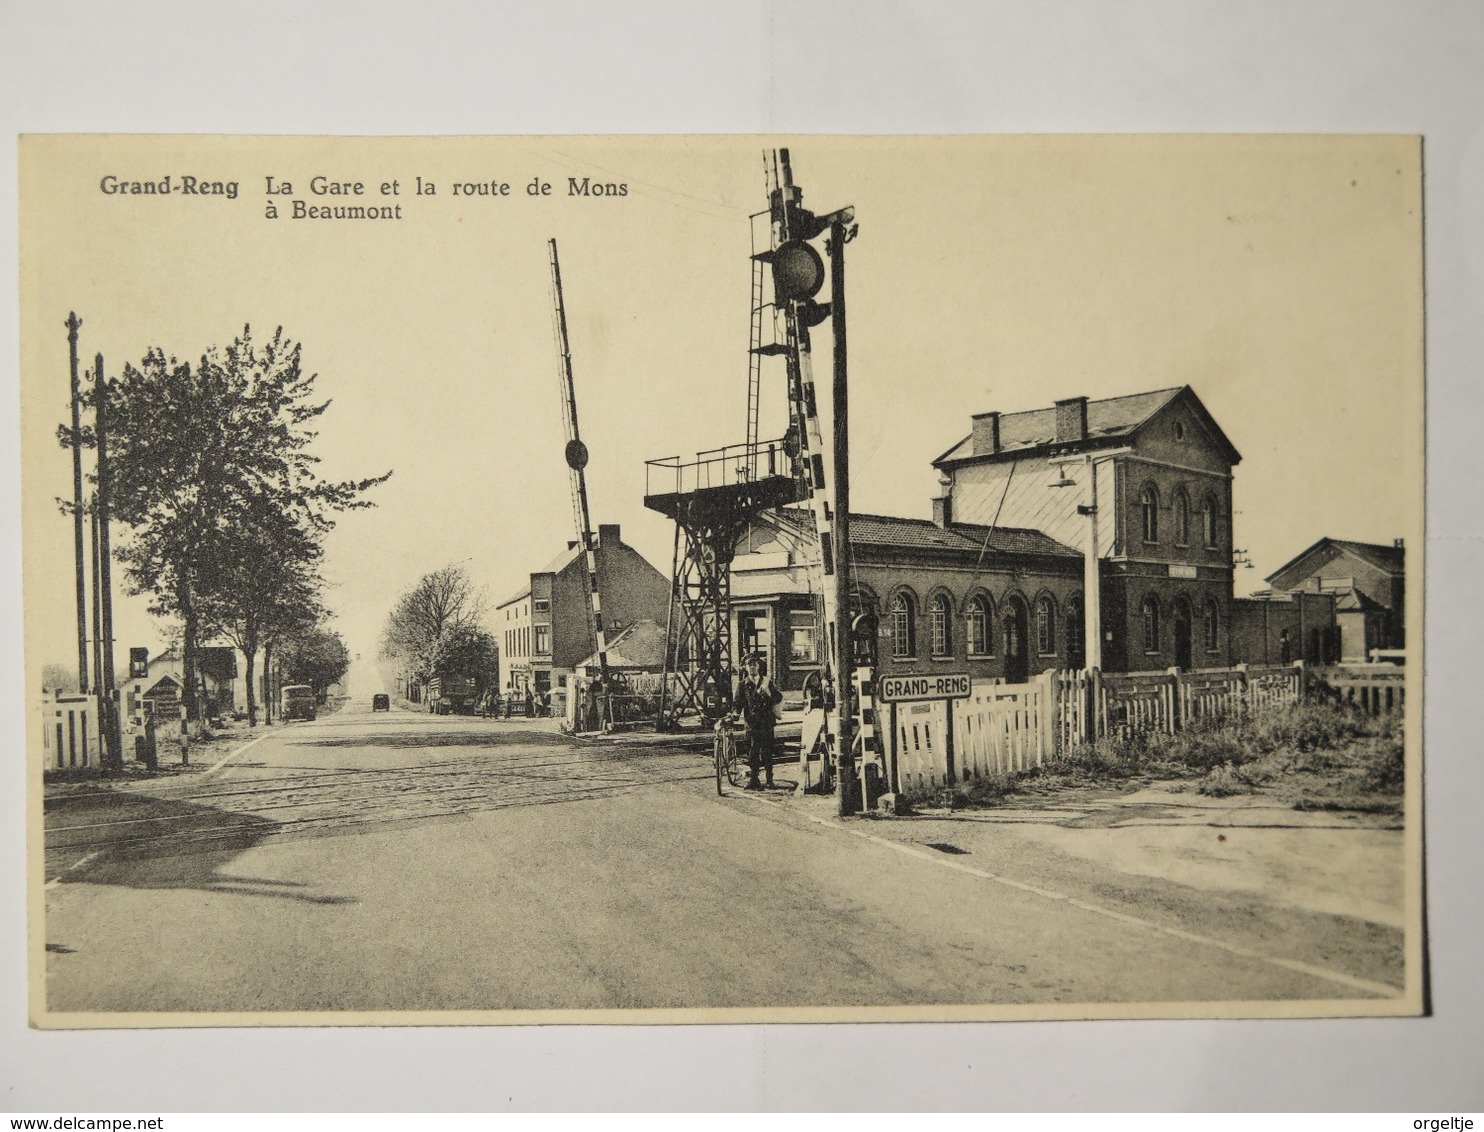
[736,654,782,789]
[524,688,535,718]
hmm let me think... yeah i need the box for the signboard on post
[877,672,972,703]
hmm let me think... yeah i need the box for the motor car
[372,693,390,712]
[280,684,317,722]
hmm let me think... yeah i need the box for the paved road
[41,701,1404,1015]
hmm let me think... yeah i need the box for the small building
[1230,590,1339,666]
[124,645,239,722]
[574,618,670,678]
[1261,537,1405,660]
[496,523,671,707]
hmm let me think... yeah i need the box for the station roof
[934,385,1240,467]
[766,507,1080,563]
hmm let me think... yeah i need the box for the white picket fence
[889,672,1057,791]
[39,692,100,772]
[883,662,1307,791]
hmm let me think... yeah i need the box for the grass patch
[905,700,1404,814]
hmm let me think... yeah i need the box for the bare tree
[380,564,488,691]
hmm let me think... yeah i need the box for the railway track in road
[45,741,711,868]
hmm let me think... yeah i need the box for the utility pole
[830,216,855,817]
[1051,448,1130,673]
[90,503,103,707]
[1081,454,1102,673]
[95,353,119,766]
[67,313,89,695]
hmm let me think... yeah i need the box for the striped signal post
[762,150,861,809]
[853,663,881,806]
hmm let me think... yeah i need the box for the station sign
[877,672,972,703]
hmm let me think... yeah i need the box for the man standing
[737,653,782,789]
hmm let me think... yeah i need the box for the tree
[380,564,488,690]
[198,501,325,726]
[431,621,501,690]
[281,627,351,702]
[63,326,389,733]
[41,662,78,694]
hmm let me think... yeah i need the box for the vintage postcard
[20,134,1424,1026]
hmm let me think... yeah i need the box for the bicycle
[713,716,750,795]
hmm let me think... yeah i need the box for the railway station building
[728,385,1304,686]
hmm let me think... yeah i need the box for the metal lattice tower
[648,149,853,733]
[647,441,800,725]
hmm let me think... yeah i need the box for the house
[574,618,670,677]
[932,386,1242,672]
[496,523,671,707]
[1259,537,1405,661]
[124,644,240,723]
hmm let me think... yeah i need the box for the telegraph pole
[95,353,120,766]
[90,503,103,704]
[830,217,855,817]
[67,313,90,695]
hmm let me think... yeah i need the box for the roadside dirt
[759,774,1406,992]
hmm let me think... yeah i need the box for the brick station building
[729,385,1265,685]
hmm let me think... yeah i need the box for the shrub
[1196,762,1249,797]
[1360,734,1406,794]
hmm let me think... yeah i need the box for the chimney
[1055,396,1088,443]
[932,471,954,528]
[971,411,1000,455]
[1393,538,1404,549]
[932,495,953,528]
[598,523,621,547]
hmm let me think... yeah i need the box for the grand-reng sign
[876,672,972,703]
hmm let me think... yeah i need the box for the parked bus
[281,684,317,722]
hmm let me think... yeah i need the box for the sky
[19,134,1423,683]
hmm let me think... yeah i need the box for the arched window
[1140,484,1159,543]
[1066,596,1085,669]
[1142,596,1161,653]
[966,594,993,656]
[889,591,916,659]
[1174,489,1191,546]
[1202,495,1218,549]
[929,593,952,657]
[1036,594,1056,655]
[1203,599,1219,651]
